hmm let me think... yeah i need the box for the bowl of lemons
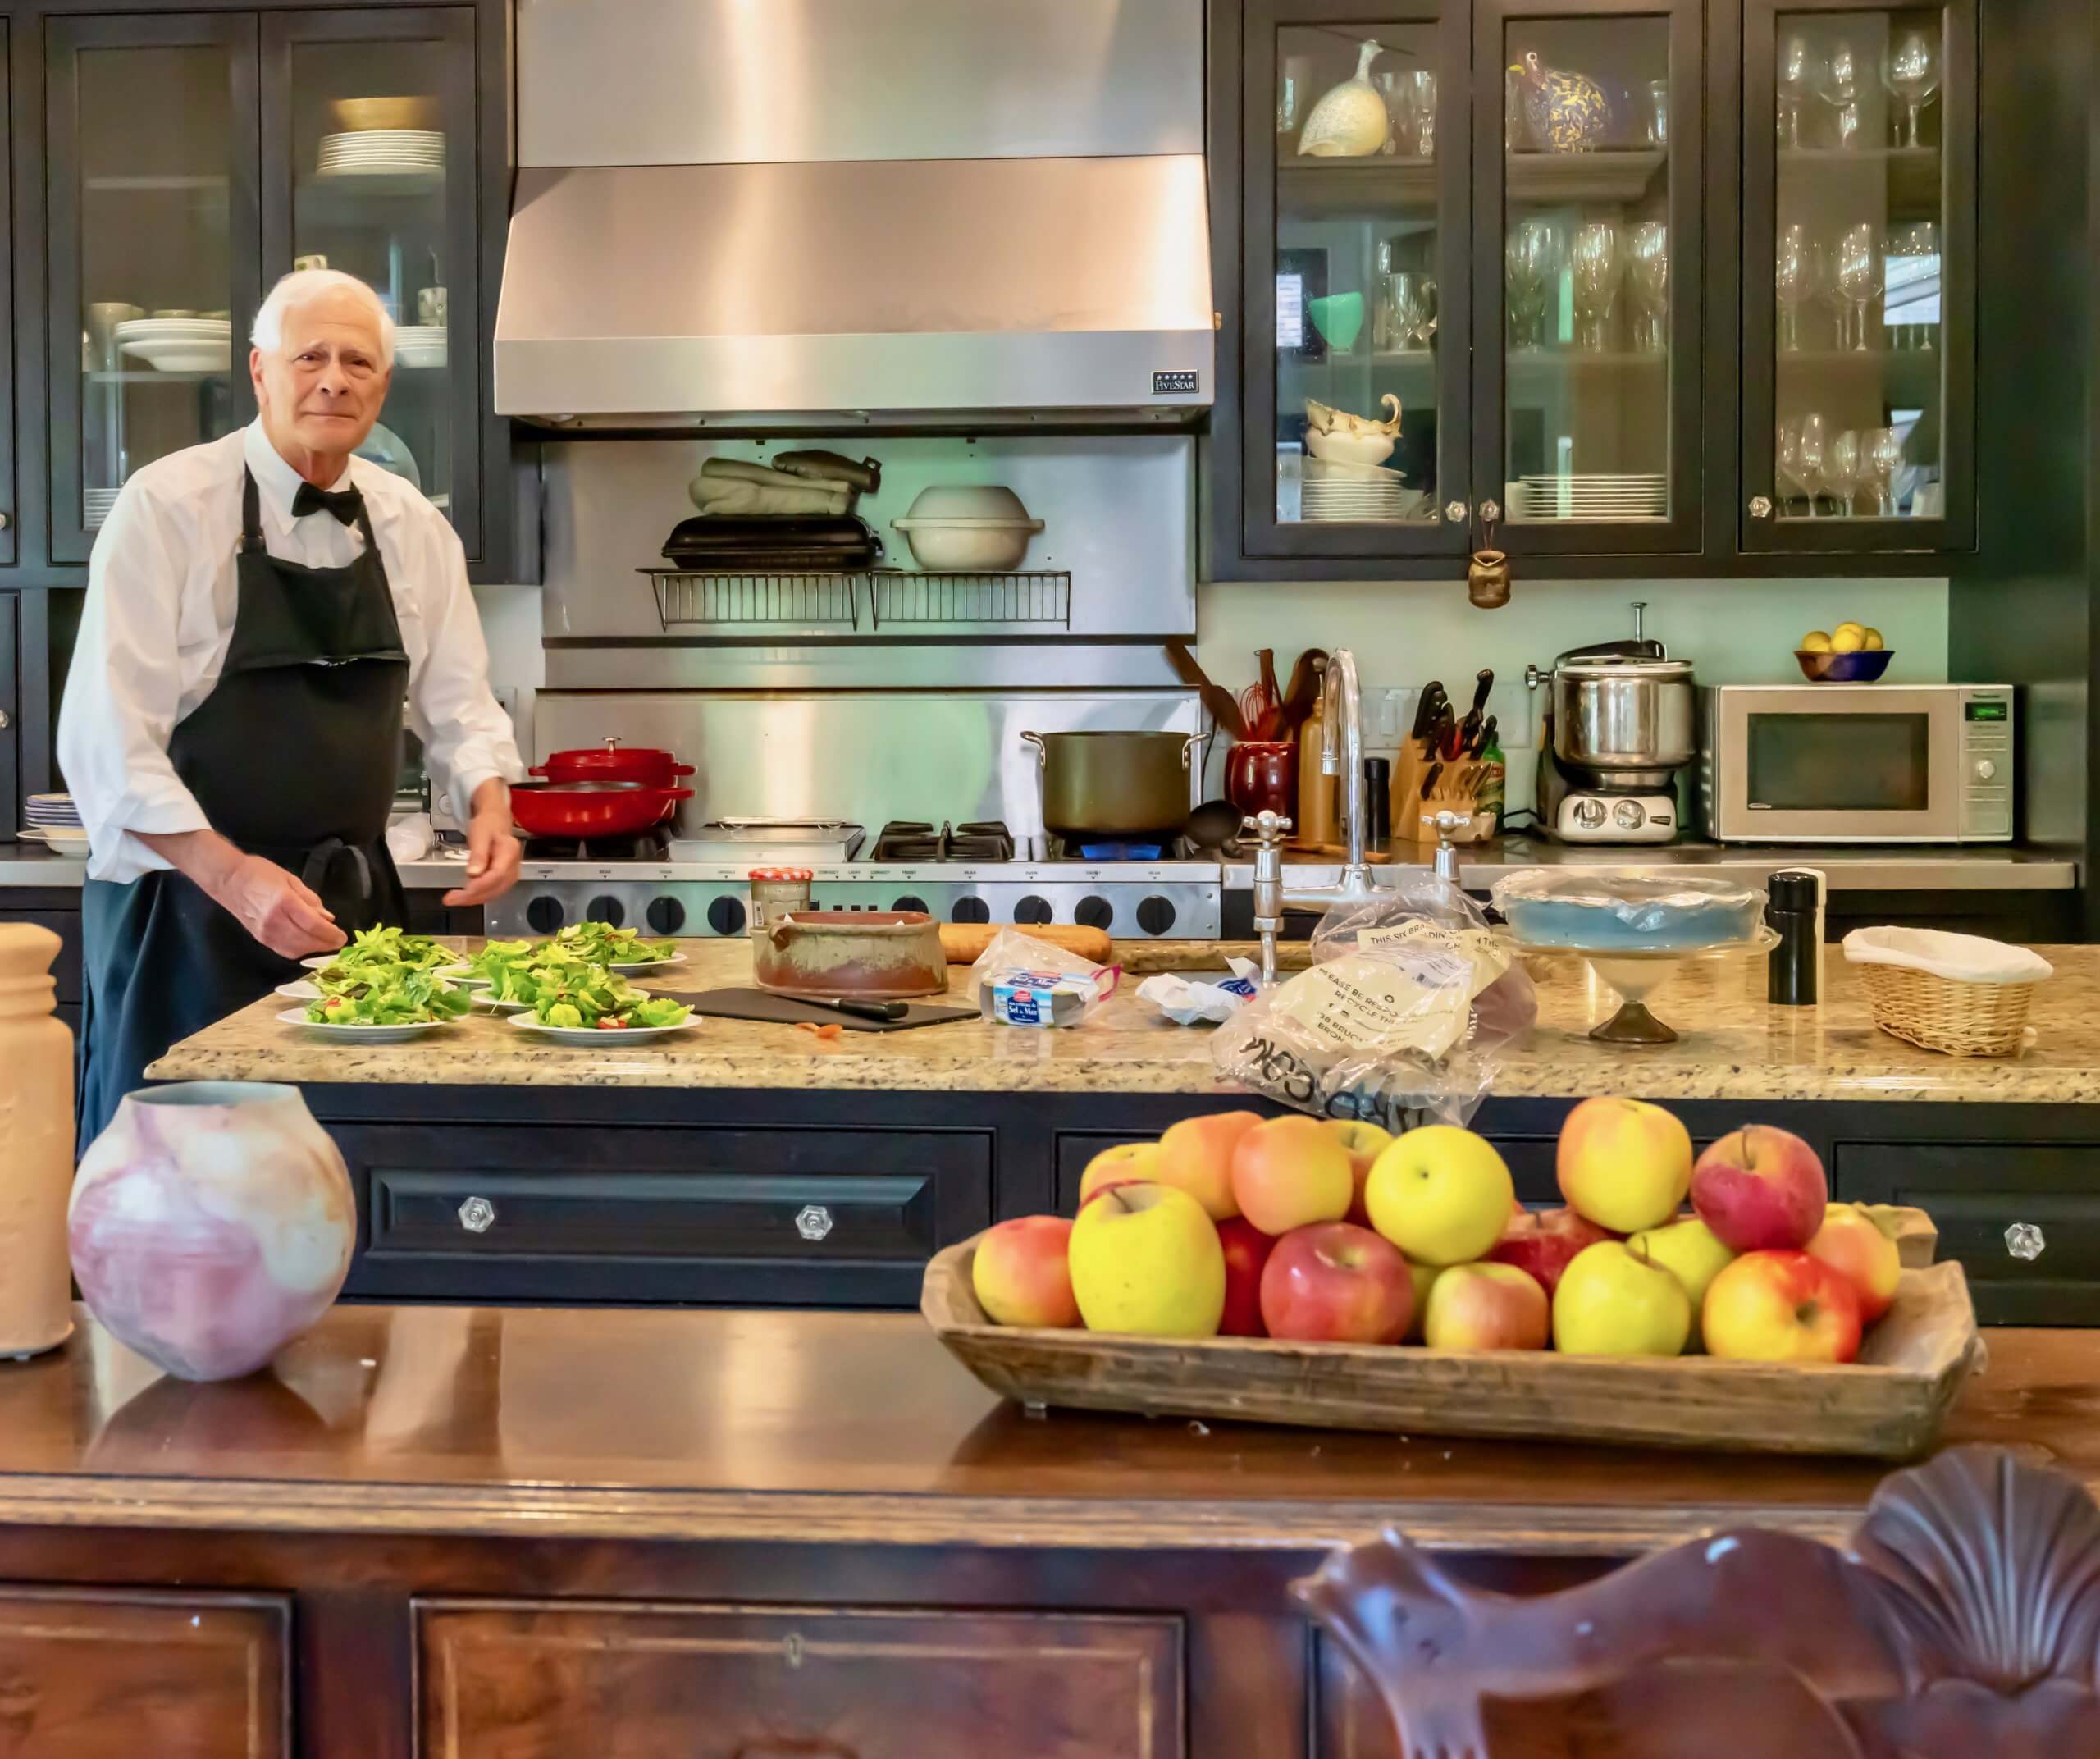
[1796,622,1892,682]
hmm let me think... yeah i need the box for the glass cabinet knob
[1479,498,1502,524]
[2005,1222,2045,1261]
[1749,496,1774,519]
[0,512,12,530]
[1443,500,1468,524]
[795,1204,834,1242]
[458,1195,496,1234]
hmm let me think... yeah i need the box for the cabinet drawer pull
[458,1195,497,1234]
[794,1204,834,1243]
[2005,1221,2045,1260]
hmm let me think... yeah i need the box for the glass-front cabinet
[46,7,482,568]
[1742,0,1974,552]
[1242,0,1473,563]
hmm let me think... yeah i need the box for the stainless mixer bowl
[1550,656,1696,778]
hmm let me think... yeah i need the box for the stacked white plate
[317,130,445,178]
[394,325,446,369]
[1301,458,1427,523]
[116,317,231,373]
[85,487,120,529]
[26,795,80,830]
[1511,473,1668,520]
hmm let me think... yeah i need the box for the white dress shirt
[58,421,524,884]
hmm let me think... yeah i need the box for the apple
[1078,1143,1162,1208]
[1556,1098,1693,1234]
[1805,1202,1901,1324]
[1702,1250,1862,1364]
[1216,1217,1278,1337]
[1258,1222,1413,1345]
[1155,1110,1262,1220]
[1423,1262,1550,1351]
[1552,1240,1691,1357]
[1320,1119,1395,1223]
[1230,1116,1354,1236]
[1691,1126,1828,1253]
[1363,1126,1514,1267]
[1066,1181,1225,1337]
[970,1216,1081,1327]
[1486,1206,1614,1297]
[1404,1259,1443,1341]
[1628,1214,1737,1350]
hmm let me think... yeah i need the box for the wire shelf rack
[642,569,1074,633]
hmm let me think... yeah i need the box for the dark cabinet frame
[1737,0,1976,556]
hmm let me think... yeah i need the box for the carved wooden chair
[1296,1445,2100,1758]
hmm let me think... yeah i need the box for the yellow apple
[1066,1181,1224,1337]
[1556,1097,1692,1234]
[1829,624,1866,654]
[1800,629,1833,653]
[1079,1143,1162,1208]
[1861,627,1885,651]
[1363,1126,1515,1268]
[1628,1215,1737,1350]
[1551,1240,1691,1357]
[1404,1259,1443,1341]
[1423,1262,1550,1351]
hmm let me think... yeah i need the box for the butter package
[980,967,1107,1028]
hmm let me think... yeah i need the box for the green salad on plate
[303,966,472,1026]
[470,940,691,1030]
[549,921,677,966]
[316,926,465,977]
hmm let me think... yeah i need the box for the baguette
[938,922,1114,966]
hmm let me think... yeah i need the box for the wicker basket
[1858,962,2038,1057]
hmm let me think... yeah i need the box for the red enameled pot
[530,738,695,788]
[509,780,694,840]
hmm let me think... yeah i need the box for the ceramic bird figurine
[1299,39,1390,158]
[1512,49,1613,153]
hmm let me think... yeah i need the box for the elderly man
[61,267,524,1141]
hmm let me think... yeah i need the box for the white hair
[250,268,396,369]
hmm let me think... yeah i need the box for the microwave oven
[1701,684,2013,843]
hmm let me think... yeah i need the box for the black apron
[78,466,411,1144]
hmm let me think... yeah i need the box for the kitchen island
[151,939,2100,1320]
[0,1298,2092,1757]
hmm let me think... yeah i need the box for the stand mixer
[1525,604,1695,845]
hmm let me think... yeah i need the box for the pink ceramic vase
[69,1082,354,1381]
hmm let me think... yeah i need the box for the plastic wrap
[1136,960,1262,1026]
[1209,872,1536,1130]
[1491,868,1766,952]
[966,928,1121,1027]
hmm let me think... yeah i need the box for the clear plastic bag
[966,927,1121,1027]
[1209,871,1536,1131]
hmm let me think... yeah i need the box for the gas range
[483,820,1223,940]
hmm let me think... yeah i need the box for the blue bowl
[1796,648,1894,683]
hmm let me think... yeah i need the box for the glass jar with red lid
[746,868,814,939]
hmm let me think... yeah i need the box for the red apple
[1258,1222,1413,1344]
[1216,1217,1278,1337]
[1805,1202,1902,1324]
[1156,1110,1262,1220]
[1485,1205,1615,1297]
[1556,1097,1693,1233]
[970,1216,1080,1328]
[1422,1261,1550,1351]
[1702,1249,1861,1364]
[1691,1126,1828,1253]
[1320,1119,1395,1223]
[1230,1116,1354,1236]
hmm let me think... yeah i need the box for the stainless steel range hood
[496,0,1215,431]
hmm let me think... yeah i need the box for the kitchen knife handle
[809,996,908,1022]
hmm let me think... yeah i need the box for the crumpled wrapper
[1136,959,1262,1026]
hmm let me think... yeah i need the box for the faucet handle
[1241,810,1294,845]
[1429,809,1468,883]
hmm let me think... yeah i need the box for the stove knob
[892,895,929,916]
[586,894,626,928]
[525,896,564,934]
[646,898,687,936]
[1015,895,1053,925]
[1075,895,1114,931]
[950,897,991,925]
[1136,896,1177,936]
[705,896,747,937]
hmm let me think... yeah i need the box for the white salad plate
[302,953,470,974]
[505,1012,694,1047]
[605,954,687,975]
[275,1007,459,1043]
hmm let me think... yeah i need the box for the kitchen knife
[803,995,910,1023]
[1457,669,1493,753]
[1412,680,1448,742]
[1474,713,1498,758]
[1420,761,1444,799]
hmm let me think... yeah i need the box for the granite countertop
[150,934,2100,1103]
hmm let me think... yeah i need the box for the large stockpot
[1021,730,1203,837]
[1534,646,1696,788]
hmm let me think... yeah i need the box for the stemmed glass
[1777,35,1817,148]
[1814,39,1864,151]
[1795,413,1830,516]
[1569,222,1622,353]
[1625,222,1669,352]
[1883,31,1939,148]
[1825,429,1862,516]
[1834,223,1885,353]
[1777,418,1811,518]
[1867,426,1906,514]
[1399,71,1437,158]
[1775,222,1819,352]
[1505,220,1559,348]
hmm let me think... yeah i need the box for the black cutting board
[671,986,977,1033]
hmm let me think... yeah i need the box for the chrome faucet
[1284,646,1379,912]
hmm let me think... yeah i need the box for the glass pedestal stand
[1516,927,1781,1044]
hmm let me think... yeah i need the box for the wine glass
[1826,429,1862,516]
[1867,425,1906,514]
[1399,71,1437,158]
[1569,222,1622,353]
[1505,220,1559,348]
[1391,272,1439,349]
[1834,222,1885,354]
[1815,39,1864,150]
[1795,412,1830,515]
[1625,222,1669,352]
[1777,418,1811,518]
[1883,30,1939,148]
[1775,222,1819,352]
[1777,34,1817,148]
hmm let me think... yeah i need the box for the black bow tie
[292,481,364,527]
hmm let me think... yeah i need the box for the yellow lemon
[1862,627,1885,651]
[1829,627,1866,653]
[1800,630,1833,653]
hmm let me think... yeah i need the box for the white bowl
[891,484,1046,572]
[1305,427,1397,468]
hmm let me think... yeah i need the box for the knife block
[1389,744,1495,846]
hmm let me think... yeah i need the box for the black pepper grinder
[1766,869,1822,1006]
[1363,757,1391,848]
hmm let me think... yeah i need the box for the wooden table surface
[7,1304,2096,1556]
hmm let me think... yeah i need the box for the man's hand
[444,779,522,907]
[138,828,346,961]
